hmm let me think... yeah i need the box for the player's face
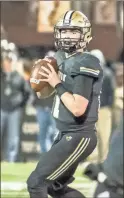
[61,29,81,40]
[59,29,81,50]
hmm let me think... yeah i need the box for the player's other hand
[39,63,61,88]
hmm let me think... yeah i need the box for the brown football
[30,57,58,92]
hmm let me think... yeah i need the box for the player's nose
[65,34,70,39]
[64,32,71,38]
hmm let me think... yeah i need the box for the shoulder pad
[54,50,66,67]
[70,53,103,78]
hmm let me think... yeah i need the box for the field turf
[1,162,96,198]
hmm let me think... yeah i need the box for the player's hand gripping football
[39,58,61,88]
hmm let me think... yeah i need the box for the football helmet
[54,10,92,53]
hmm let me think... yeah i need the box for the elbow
[72,107,86,117]
[71,96,89,117]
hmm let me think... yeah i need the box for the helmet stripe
[63,10,75,25]
[63,11,68,23]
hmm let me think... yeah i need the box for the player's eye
[61,30,66,34]
[72,30,80,34]
[72,32,77,34]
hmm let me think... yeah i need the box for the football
[30,57,58,92]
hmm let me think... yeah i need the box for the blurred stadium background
[1,1,123,198]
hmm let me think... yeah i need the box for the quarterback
[27,10,103,198]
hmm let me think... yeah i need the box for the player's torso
[52,50,103,132]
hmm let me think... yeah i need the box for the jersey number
[52,95,60,118]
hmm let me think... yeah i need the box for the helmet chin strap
[62,37,86,54]
[65,45,77,53]
[65,41,85,54]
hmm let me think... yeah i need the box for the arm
[39,61,96,117]
[61,92,88,117]
[55,75,94,117]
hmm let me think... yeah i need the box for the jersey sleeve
[70,54,102,79]
[73,75,94,100]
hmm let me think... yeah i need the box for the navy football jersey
[52,50,103,131]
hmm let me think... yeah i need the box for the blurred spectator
[90,49,115,162]
[35,50,57,152]
[34,94,56,152]
[93,114,123,198]
[34,50,56,152]
[111,62,123,132]
[23,58,56,152]
[1,56,33,162]
[84,113,123,198]
[22,59,37,106]
[23,59,32,81]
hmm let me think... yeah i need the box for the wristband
[55,83,67,97]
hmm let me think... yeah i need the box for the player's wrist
[55,83,67,98]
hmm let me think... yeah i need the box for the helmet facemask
[54,26,92,53]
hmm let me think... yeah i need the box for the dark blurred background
[1,1,123,60]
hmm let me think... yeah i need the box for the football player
[27,10,103,198]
